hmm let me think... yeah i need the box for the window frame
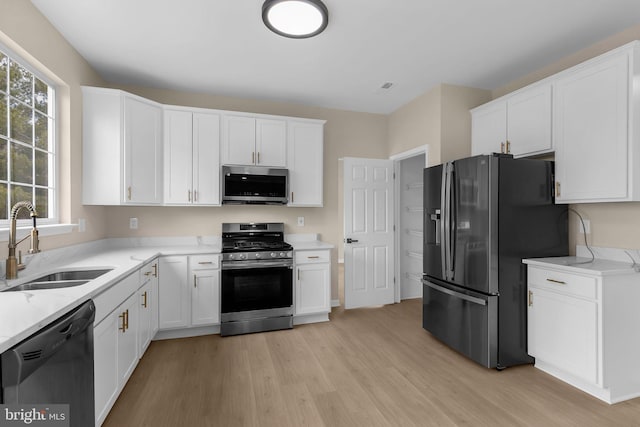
[0,42,58,228]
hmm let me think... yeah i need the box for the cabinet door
[507,83,552,157]
[94,315,119,426]
[528,287,598,384]
[191,268,221,326]
[117,293,139,386]
[553,51,629,202]
[138,279,153,356]
[471,101,507,156]
[124,96,163,204]
[164,109,193,204]
[288,121,323,206]
[221,115,255,165]
[150,260,159,335]
[256,119,287,167]
[158,256,189,329]
[193,112,221,205]
[295,263,330,315]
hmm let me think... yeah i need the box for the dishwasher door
[1,299,96,427]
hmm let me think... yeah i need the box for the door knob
[345,238,359,244]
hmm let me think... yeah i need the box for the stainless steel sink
[28,269,113,283]
[4,280,91,292]
[2,268,113,292]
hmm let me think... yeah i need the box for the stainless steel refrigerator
[422,154,567,369]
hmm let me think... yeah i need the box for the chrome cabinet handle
[194,274,197,288]
[142,291,148,308]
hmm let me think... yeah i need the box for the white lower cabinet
[93,271,143,426]
[294,249,331,324]
[191,256,221,326]
[158,254,220,332]
[525,261,640,403]
[138,259,159,355]
[93,258,159,426]
[93,313,118,426]
[158,256,189,329]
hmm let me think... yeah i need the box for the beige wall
[387,83,490,164]
[0,0,107,261]
[492,24,640,253]
[388,85,442,162]
[440,84,491,162]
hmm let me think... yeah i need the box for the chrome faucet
[6,201,40,279]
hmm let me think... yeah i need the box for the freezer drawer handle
[423,280,487,306]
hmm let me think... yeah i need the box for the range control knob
[228,254,234,260]
[238,254,246,260]
[279,252,285,258]
[270,252,277,258]
[255,253,261,259]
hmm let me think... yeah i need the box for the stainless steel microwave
[221,165,289,205]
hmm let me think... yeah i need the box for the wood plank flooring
[103,299,640,426]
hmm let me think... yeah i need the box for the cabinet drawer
[528,266,597,300]
[190,254,220,269]
[295,250,330,264]
[93,272,140,324]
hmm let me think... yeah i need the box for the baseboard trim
[331,299,340,307]
[153,325,220,340]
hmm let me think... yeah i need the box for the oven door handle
[222,260,293,270]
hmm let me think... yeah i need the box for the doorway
[392,147,427,302]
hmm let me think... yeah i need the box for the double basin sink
[3,269,113,292]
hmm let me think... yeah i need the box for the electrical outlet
[129,217,138,230]
[297,216,305,226]
[78,218,86,233]
[578,219,591,234]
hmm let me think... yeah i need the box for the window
[0,48,55,223]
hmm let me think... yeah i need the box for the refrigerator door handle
[423,280,487,306]
[440,165,448,279]
[449,163,456,281]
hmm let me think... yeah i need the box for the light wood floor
[103,298,640,427]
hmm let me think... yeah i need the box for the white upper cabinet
[221,115,287,167]
[553,43,638,203]
[288,120,325,206]
[164,108,220,205]
[471,82,552,158]
[82,87,162,205]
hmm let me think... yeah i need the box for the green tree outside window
[0,50,54,221]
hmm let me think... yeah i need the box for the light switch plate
[129,217,138,230]
[297,216,305,226]
[78,218,86,233]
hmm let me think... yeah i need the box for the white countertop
[0,243,221,353]
[0,235,332,353]
[523,256,638,276]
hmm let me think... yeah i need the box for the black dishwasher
[1,299,95,426]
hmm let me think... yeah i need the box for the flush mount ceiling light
[262,0,329,39]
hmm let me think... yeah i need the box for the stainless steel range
[220,223,293,336]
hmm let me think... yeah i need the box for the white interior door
[343,157,395,309]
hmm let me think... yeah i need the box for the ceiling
[31,0,640,114]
